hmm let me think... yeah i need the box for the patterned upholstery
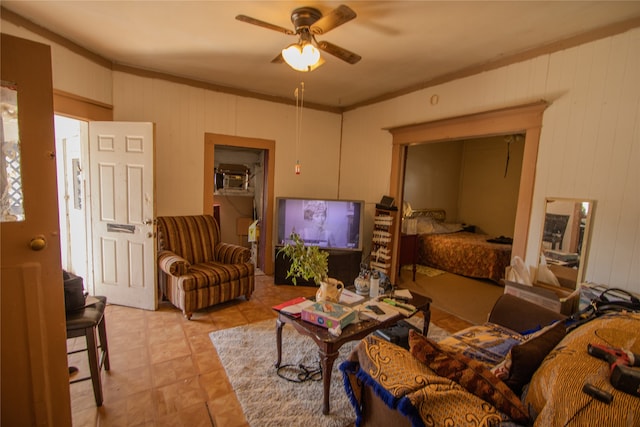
[524,312,640,425]
[156,215,254,319]
[341,335,509,427]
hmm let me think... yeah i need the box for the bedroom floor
[397,267,505,325]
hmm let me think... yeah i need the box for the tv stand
[274,247,363,287]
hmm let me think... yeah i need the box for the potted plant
[277,232,343,302]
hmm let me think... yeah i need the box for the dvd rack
[370,208,398,276]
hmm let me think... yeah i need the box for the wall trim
[1,6,112,69]
[344,17,640,111]
[53,90,113,121]
[4,6,638,112]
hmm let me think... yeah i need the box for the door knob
[144,219,153,225]
[30,235,46,251]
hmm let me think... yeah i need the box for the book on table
[301,301,356,329]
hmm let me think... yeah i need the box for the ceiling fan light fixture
[282,42,321,72]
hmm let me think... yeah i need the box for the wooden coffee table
[274,290,431,414]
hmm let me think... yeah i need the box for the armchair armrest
[488,294,567,333]
[214,243,251,264]
[158,250,191,276]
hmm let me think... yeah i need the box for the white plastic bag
[537,254,560,286]
[507,256,533,286]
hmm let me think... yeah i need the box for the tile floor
[68,274,473,426]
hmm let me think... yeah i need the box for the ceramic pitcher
[316,278,344,303]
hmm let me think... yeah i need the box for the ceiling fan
[236,4,361,72]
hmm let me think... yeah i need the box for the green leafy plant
[277,232,329,285]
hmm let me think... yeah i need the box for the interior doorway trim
[387,101,548,272]
[53,90,113,121]
[204,133,275,275]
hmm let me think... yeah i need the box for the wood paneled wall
[2,20,638,291]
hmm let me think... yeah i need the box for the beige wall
[111,72,342,216]
[404,136,524,237]
[458,136,524,237]
[404,141,464,218]
[2,21,638,292]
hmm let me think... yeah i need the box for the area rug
[209,318,450,427]
[402,264,446,277]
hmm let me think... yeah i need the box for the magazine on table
[355,300,401,322]
[272,297,314,318]
[339,288,365,305]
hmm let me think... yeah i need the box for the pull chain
[294,82,305,175]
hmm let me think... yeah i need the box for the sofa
[341,293,640,426]
[156,215,254,319]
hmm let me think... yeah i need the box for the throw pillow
[409,330,529,424]
[499,321,566,395]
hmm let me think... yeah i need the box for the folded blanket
[340,335,509,427]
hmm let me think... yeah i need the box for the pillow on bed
[416,217,463,234]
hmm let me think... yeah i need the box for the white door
[88,121,156,310]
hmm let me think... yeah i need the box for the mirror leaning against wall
[539,197,595,289]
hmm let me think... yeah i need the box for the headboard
[406,208,446,222]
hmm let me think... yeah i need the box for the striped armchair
[156,215,254,319]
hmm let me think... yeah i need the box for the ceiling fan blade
[310,5,356,35]
[236,14,295,35]
[316,40,361,64]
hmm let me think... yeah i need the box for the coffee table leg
[275,318,284,368]
[320,347,339,415]
[421,304,431,336]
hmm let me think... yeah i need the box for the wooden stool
[66,296,110,406]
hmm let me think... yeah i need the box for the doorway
[54,115,91,288]
[54,116,157,308]
[204,133,276,275]
[389,101,548,265]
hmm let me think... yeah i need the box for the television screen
[276,197,364,251]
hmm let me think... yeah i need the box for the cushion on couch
[492,321,566,395]
[409,330,529,424]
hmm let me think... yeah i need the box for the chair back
[157,215,221,264]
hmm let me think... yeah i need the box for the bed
[407,209,512,283]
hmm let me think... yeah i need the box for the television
[276,197,364,251]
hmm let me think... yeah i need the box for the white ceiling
[3,1,640,109]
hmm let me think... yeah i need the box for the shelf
[369,208,398,278]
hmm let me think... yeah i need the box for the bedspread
[417,231,511,283]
